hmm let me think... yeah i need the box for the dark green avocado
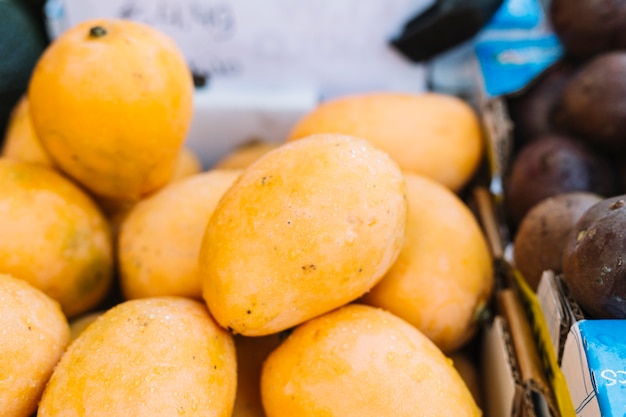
[0,0,48,141]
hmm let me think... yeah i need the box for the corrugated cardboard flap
[482,314,524,417]
[498,287,560,417]
[537,271,585,365]
[473,187,568,417]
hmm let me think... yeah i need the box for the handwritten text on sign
[60,0,431,97]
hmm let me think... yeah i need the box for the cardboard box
[480,285,556,417]
[475,77,581,416]
[471,187,568,417]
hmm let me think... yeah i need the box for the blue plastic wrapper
[475,0,563,97]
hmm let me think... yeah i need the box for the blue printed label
[476,36,563,97]
[579,320,626,417]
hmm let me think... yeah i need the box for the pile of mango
[1,17,494,417]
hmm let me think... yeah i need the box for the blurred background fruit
[173,146,203,178]
[549,0,626,61]
[97,146,204,240]
[505,1,626,236]
[28,18,194,202]
[504,133,618,229]
[0,273,69,417]
[287,92,484,193]
[213,139,279,170]
[68,310,103,342]
[118,169,241,300]
[512,191,602,290]
[506,58,579,149]
[552,51,626,152]
[562,194,626,318]
[1,95,55,167]
[0,159,113,318]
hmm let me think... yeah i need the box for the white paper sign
[51,0,432,98]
